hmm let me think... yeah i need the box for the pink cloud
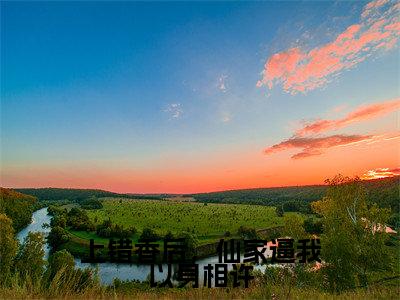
[257,0,400,94]
[360,167,400,179]
[296,98,400,136]
[264,134,374,159]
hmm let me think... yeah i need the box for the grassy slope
[15,176,398,212]
[62,198,290,257]
[86,198,283,236]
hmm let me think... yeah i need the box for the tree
[47,226,70,251]
[311,175,392,291]
[303,217,323,234]
[80,197,103,209]
[140,228,159,240]
[46,249,75,278]
[276,205,284,217]
[164,231,174,240]
[45,249,98,293]
[179,232,199,259]
[50,215,67,228]
[282,214,307,240]
[0,188,36,231]
[238,226,258,239]
[0,213,18,285]
[67,208,95,231]
[15,232,46,281]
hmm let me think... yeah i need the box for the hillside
[191,176,400,213]
[12,176,400,214]
[0,188,37,230]
[15,188,163,202]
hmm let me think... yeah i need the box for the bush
[140,228,160,240]
[303,217,323,234]
[67,208,95,231]
[178,232,199,259]
[81,197,103,210]
[96,220,136,238]
[276,205,284,217]
[47,226,70,251]
[14,232,46,281]
[46,249,75,278]
[238,225,258,239]
[164,231,174,240]
[50,215,67,228]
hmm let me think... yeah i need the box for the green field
[86,197,283,237]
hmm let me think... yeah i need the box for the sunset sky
[1,0,399,193]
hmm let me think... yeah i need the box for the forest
[191,176,400,222]
[15,187,163,202]
[0,188,38,231]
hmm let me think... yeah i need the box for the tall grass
[1,273,398,300]
[0,266,105,299]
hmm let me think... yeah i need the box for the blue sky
[1,1,399,193]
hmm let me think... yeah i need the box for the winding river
[18,208,270,285]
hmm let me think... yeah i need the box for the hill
[14,188,163,202]
[12,176,400,214]
[0,188,37,230]
[191,176,400,214]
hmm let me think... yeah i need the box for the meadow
[85,197,282,237]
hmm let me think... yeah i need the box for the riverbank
[60,224,285,262]
[18,208,280,284]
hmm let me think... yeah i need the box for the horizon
[1,0,399,194]
[7,174,399,195]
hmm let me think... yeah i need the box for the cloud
[257,0,400,94]
[218,74,228,92]
[360,167,400,179]
[331,104,348,113]
[296,98,400,136]
[221,111,233,123]
[264,134,374,159]
[164,103,183,119]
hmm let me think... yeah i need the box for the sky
[1,0,399,193]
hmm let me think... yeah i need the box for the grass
[1,271,399,300]
[63,198,287,257]
[86,197,283,237]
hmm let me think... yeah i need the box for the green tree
[47,226,70,251]
[303,217,323,234]
[46,249,75,278]
[179,232,199,259]
[140,227,159,240]
[45,249,99,294]
[282,214,307,240]
[0,213,18,285]
[14,232,46,281]
[238,226,258,239]
[275,205,284,217]
[0,188,36,231]
[50,215,67,228]
[312,175,392,291]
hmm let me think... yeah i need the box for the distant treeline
[12,176,400,217]
[192,185,326,213]
[191,176,400,214]
[15,188,164,202]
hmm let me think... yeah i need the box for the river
[18,207,271,285]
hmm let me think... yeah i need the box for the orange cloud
[264,134,374,159]
[360,167,400,179]
[257,0,400,94]
[296,98,400,136]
